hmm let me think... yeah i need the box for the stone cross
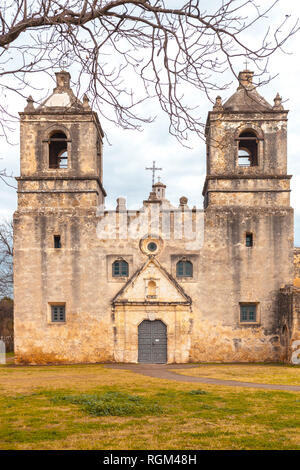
[146,161,162,186]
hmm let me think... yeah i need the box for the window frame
[112,259,129,278]
[239,303,259,325]
[50,304,66,323]
[176,259,193,278]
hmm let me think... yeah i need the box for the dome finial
[273,92,284,110]
[83,93,91,110]
[24,95,35,112]
[213,96,223,111]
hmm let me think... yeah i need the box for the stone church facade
[13,69,300,364]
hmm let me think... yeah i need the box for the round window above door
[139,235,163,256]
[147,242,157,252]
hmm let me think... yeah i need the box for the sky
[0,0,300,246]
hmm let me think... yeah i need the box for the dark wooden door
[138,320,167,363]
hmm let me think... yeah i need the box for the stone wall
[279,286,300,362]
[294,248,300,287]
[14,201,294,364]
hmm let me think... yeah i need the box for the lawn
[173,363,300,385]
[0,362,299,450]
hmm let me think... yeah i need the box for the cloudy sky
[0,0,300,245]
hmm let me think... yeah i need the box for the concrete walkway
[105,363,300,392]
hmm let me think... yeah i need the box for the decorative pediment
[35,71,86,113]
[112,257,191,306]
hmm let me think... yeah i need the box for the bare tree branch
[0,0,297,144]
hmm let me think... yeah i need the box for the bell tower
[203,69,290,209]
[201,69,294,343]
[17,70,106,210]
[13,71,107,364]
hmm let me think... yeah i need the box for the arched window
[147,280,157,297]
[238,130,258,167]
[176,260,193,278]
[112,260,129,277]
[49,131,68,169]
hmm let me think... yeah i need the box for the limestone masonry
[13,69,300,364]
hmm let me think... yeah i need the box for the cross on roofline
[145,160,162,186]
[244,58,249,70]
[60,59,68,69]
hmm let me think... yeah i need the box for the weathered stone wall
[19,113,103,179]
[18,110,105,210]
[14,201,294,364]
[294,248,300,287]
[279,286,300,362]
[189,205,294,362]
[204,111,291,210]
[206,112,288,175]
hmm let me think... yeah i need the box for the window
[112,260,129,277]
[147,242,157,252]
[246,233,253,247]
[51,305,65,322]
[238,130,258,167]
[240,304,257,323]
[147,280,157,298]
[54,235,61,249]
[176,260,193,278]
[49,131,68,169]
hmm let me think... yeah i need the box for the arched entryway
[138,320,167,363]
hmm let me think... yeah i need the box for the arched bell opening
[237,130,259,167]
[49,131,68,169]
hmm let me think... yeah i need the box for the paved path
[105,363,300,392]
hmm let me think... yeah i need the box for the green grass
[174,363,300,385]
[51,390,162,417]
[0,363,299,449]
